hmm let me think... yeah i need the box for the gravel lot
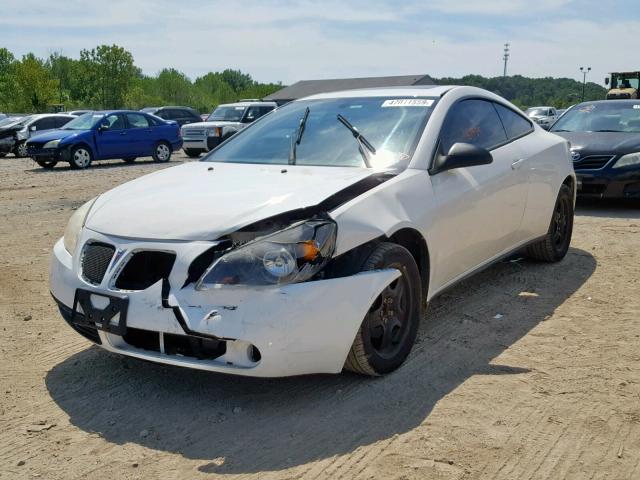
[1,152,639,480]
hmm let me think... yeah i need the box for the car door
[125,112,154,155]
[95,113,130,158]
[429,99,529,290]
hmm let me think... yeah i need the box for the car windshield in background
[207,106,247,122]
[526,108,548,116]
[550,102,640,133]
[62,113,104,130]
[0,117,22,127]
[203,97,436,169]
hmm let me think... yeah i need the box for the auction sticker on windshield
[382,99,434,107]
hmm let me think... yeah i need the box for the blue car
[26,110,183,169]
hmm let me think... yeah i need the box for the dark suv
[140,106,202,126]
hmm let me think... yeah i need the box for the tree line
[0,44,282,114]
[433,74,607,109]
[0,44,609,114]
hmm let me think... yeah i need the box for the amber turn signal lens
[297,240,320,261]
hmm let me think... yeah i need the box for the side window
[55,116,72,128]
[493,103,533,140]
[243,106,261,123]
[102,113,126,130]
[189,109,201,121]
[260,106,275,116]
[156,110,171,119]
[33,117,55,131]
[126,113,150,128]
[440,99,507,153]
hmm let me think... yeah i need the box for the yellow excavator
[605,72,640,99]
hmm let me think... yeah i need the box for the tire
[0,152,6,158]
[36,158,58,169]
[524,184,573,262]
[184,149,202,158]
[344,242,422,376]
[14,141,28,158]
[69,146,93,169]
[153,141,172,162]
[122,157,137,163]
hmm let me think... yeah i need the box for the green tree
[79,44,137,108]
[13,53,58,112]
[0,48,17,111]
[155,68,193,105]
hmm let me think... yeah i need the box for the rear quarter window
[493,103,533,140]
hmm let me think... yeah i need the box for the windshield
[0,117,23,128]
[62,113,104,130]
[207,106,247,122]
[612,75,640,90]
[203,97,436,169]
[551,102,640,133]
[526,108,549,117]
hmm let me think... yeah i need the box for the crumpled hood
[86,162,374,241]
[27,129,83,143]
[181,121,239,129]
[554,131,640,155]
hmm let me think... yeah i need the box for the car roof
[301,85,454,100]
[217,101,277,107]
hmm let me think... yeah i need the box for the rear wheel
[184,149,202,158]
[524,184,573,262]
[36,158,58,169]
[344,242,422,376]
[153,141,171,162]
[69,146,92,169]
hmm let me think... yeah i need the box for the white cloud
[424,0,573,15]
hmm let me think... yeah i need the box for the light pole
[580,66,591,101]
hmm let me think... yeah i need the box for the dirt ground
[1,152,639,480]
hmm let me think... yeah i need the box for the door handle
[511,158,526,169]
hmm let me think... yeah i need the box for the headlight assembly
[196,219,337,289]
[63,197,98,255]
[43,139,61,149]
[207,127,222,137]
[613,152,640,169]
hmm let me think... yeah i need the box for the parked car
[0,113,75,157]
[0,113,6,120]
[26,110,182,169]
[550,100,640,198]
[50,86,574,377]
[0,117,22,157]
[140,106,202,126]
[68,110,93,117]
[180,100,276,157]
[525,106,558,130]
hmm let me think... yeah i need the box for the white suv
[180,100,276,157]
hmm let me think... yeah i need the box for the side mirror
[97,124,109,132]
[432,142,493,174]
[30,125,37,132]
[604,77,609,86]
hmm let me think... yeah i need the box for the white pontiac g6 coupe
[50,86,575,377]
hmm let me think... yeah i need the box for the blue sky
[1,0,638,85]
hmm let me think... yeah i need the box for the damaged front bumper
[49,231,399,377]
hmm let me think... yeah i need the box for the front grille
[115,251,176,290]
[27,142,45,150]
[573,155,615,171]
[82,242,115,284]
[183,128,205,138]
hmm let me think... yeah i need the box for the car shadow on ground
[24,157,184,173]
[576,198,640,218]
[45,248,596,474]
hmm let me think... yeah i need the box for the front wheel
[69,146,93,169]
[36,158,58,169]
[153,142,171,162]
[14,141,28,158]
[344,242,422,376]
[524,184,574,262]
[183,149,202,158]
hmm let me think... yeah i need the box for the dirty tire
[183,149,201,158]
[69,146,92,169]
[36,158,58,169]
[153,141,171,162]
[344,242,422,376]
[525,184,573,262]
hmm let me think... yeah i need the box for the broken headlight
[196,219,337,289]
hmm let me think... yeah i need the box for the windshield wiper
[552,129,572,132]
[336,114,376,168]
[289,106,310,165]
[593,129,622,132]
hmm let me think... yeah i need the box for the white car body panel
[50,85,575,377]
